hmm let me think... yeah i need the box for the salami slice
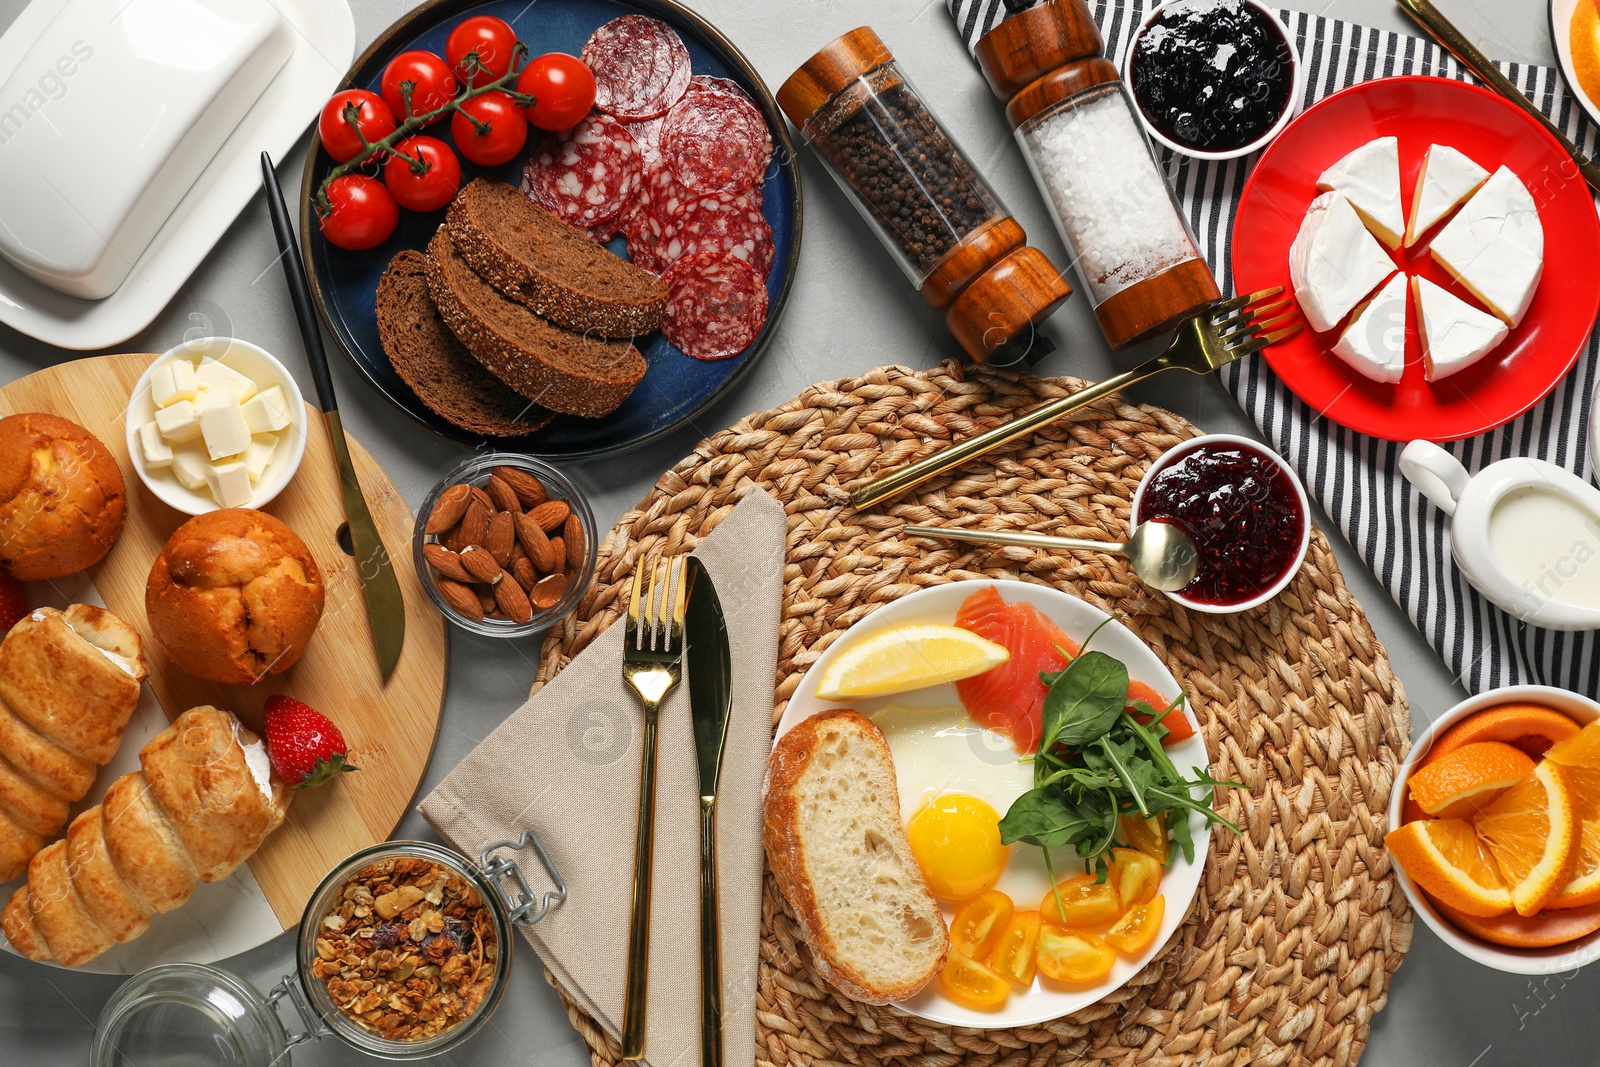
[660,79,773,195]
[520,114,643,231]
[657,192,774,278]
[582,15,692,120]
[662,250,769,360]
[623,204,667,273]
[624,115,664,166]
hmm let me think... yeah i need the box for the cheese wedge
[1317,136,1405,249]
[1404,144,1490,247]
[1429,166,1544,326]
[1333,271,1409,384]
[1290,191,1397,333]
[1412,275,1508,381]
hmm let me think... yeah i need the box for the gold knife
[260,153,406,680]
[1397,0,1600,192]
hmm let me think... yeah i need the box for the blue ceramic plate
[298,0,801,458]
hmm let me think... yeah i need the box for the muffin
[146,509,325,684]
[0,412,127,579]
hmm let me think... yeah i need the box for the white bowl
[1130,433,1311,613]
[125,336,308,515]
[1388,685,1600,975]
[1124,0,1304,161]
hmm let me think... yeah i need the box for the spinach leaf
[1041,651,1129,749]
[999,787,1092,848]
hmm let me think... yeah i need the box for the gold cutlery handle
[850,365,1150,509]
[622,705,660,1061]
[699,796,723,1067]
[902,525,1127,555]
[1396,0,1600,192]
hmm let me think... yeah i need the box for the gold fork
[850,288,1301,509]
[620,551,688,1061]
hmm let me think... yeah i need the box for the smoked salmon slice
[954,587,1079,754]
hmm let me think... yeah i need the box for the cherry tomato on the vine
[380,50,459,124]
[446,15,519,84]
[451,91,529,166]
[317,89,397,163]
[516,52,596,131]
[318,175,399,250]
[383,136,462,212]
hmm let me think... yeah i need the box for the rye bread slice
[376,251,553,438]
[424,227,647,419]
[446,179,667,338]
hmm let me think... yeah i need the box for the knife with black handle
[686,556,731,1067]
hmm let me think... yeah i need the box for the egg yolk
[906,793,1009,900]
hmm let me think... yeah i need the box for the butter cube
[195,360,257,403]
[171,448,210,490]
[243,433,278,481]
[151,359,198,407]
[205,460,254,508]
[196,393,252,461]
[154,400,202,444]
[240,385,292,434]
[139,421,173,468]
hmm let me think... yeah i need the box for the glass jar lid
[91,962,290,1067]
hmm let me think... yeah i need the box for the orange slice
[1542,721,1600,909]
[1473,760,1579,916]
[1384,818,1513,916]
[1406,741,1535,820]
[1574,0,1600,110]
[1431,893,1600,950]
[1425,703,1581,764]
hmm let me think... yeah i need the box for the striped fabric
[945,0,1600,695]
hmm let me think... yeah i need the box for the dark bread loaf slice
[446,179,667,338]
[376,251,553,438]
[424,227,647,419]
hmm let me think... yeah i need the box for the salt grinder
[777,27,1071,364]
[975,0,1222,349]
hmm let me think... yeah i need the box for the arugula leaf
[1041,651,1129,750]
[998,786,1092,848]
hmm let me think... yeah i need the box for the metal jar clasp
[479,828,568,927]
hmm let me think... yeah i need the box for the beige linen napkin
[420,490,786,1067]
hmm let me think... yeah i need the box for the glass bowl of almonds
[413,454,598,637]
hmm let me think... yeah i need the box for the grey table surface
[0,0,1583,1064]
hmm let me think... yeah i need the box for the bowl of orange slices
[1386,685,1600,973]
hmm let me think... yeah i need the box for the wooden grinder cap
[946,247,1072,363]
[777,26,894,129]
[974,0,1105,101]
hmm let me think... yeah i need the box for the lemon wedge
[814,624,1009,701]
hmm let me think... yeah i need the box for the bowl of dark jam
[1132,434,1310,612]
[1126,0,1302,160]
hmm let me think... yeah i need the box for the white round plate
[1552,0,1600,130]
[774,579,1213,1029]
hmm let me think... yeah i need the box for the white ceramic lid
[0,0,292,299]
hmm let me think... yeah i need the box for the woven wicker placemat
[533,361,1413,1067]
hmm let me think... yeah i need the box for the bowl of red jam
[1131,434,1310,612]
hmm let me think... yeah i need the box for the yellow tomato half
[1105,895,1166,956]
[938,949,1011,1009]
[986,909,1043,987]
[1037,926,1116,983]
[949,889,1014,960]
[1109,847,1162,907]
[1040,873,1122,928]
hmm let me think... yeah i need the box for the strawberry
[0,570,27,635]
[264,696,358,789]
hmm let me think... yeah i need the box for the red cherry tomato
[516,52,596,131]
[451,91,529,167]
[380,50,459,124]
[446,15,519,84]
[317,89,397,163]
[383,136,462,212]
[318,175,398,250]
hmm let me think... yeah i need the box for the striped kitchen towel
[944,0,1600,696]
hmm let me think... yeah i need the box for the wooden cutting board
[0,353,447,929]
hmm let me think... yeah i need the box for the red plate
[1233,75,1600,442]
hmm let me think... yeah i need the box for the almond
[487,472,522,515]
[425,484,472,535]
[549,537,565,576]
[459,544,503,584]
[459,500,490,550]
[476,585,497,614]
[513,511,557,572]
[497,467,549,508]
[437,579,483,621]
[485,511,516,567]
[423,543,473,583]
[531,573,569,610]
[564,515,584,570]
[467,485,496,513]
[509,540,527,568]
[529,500,569,533]
[495,570,534,623]
[440,521,465,553]
[513,558,537,592]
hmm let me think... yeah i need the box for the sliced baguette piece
[447,179,667,338]
[763,709,948,1005]
[376,250,553,438]
[425,227,647,419]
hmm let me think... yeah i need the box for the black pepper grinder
[776,27,1071,364]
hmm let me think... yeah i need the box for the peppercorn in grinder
[777,27,1071,365]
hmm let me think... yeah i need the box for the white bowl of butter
[126,337,308,515]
